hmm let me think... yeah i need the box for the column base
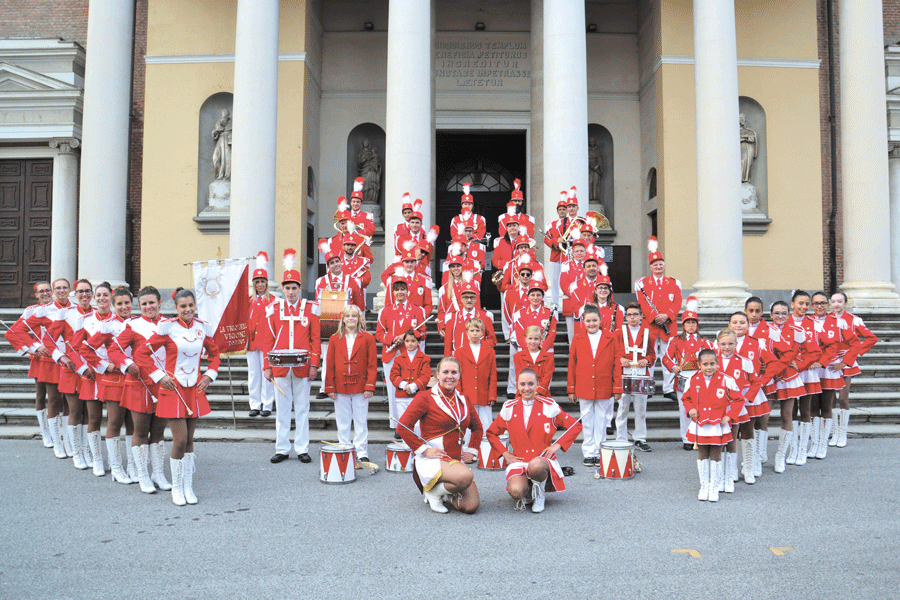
[840,281,900,313]
[691,280,751,311]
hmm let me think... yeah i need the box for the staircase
[1,308,898,443]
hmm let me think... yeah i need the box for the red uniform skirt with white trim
[78,375,97,401]
[687,420,733,446]
[844,361,861,377]
[57,365,80,395]
[798,368,822,395]
[155,384,210,419]
[37,356,59,384]
[505,455,566,492]
[775,372,805,400]
[742,388,771,418]
[817,364,846,391]
[98,372,125,402]
[119,377,158,414]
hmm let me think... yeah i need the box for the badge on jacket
[717,389,725,398]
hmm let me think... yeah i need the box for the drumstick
[390,417,438,450]
[389,315,436,349]
[148,352,193,417]
[550,404,593,452]
[112,337,159,404]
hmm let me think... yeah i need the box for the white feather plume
[427,226,439,244]
[568,186,577,199]
[402,192,411,205]
[647,236,658,253]
[599,263,608,276]
[282,248,297,271]
[256,251,268,271]
[685,296,699,313]
[463,182,471,195]
[353,177,364,192]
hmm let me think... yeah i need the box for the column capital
[49,138,80,152]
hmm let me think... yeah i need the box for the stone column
[691,0,749,309]
[77,0,134,286]
[542,0,588,220]
[530,0,545,253]
[384,0,434,270]
[50,139,79,281]
[890,146,900,291]
[838,0,900,310]
[229,0,279,263]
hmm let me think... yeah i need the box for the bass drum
[319,289,349,339]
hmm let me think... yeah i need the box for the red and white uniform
[634,275,682,341]
[384,271,433,314]
[791,315,824,395]
[82,316,129,402]
[511,304,556,353]
[833,311,878,377]
[69,310,116,401]
[442,307,496,356]
[543,217,567,264]
[451,213,486,240]
[559,263,587,318]
[812,314,861,390]
[681,371,744,445]
[348,209,376,238]
[392,222,411,246]
[393,230,427,258]
[491,236,517,273]
[663,333,715,443]
[107,316,163,415]
[615,323,658,444]
[486,396,582,492]
[748,319,793,396]
[341,253,372,289]
[135,318,221,419]
[43,304,94,395]
[323,330,378,457]
[716,352,753,424]
[247,293,277,412]
[390,348,431,400]
[4,302,50,379]
[567,329,624,458]
[502,283,529,336]
[315,272,365,311]
[513,348,554,397]
[436,280,474,336]
[454,342,497,440]
[499,212,535,238]
[376,301,427,424]
[324,234,374,264]
[10,300,70,384]
[769,320,805,400]
[733,334,780,416]
[382,261,429,286]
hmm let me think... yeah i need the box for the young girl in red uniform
[513,325,555,397]
[390,330,432,440]
[681,348,744,502]
[786,291,823,467]
[453,317,497,458]
[715,328,752,492]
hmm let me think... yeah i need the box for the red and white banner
[192,259,250,355]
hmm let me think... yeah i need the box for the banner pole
[228,355,236,429]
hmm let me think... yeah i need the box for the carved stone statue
[739,113,757,184]
[356,138,383,222]
[212,109,232,181]
[588,138,603,201]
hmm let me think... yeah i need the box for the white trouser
[247,350,274,411]
[463,404,494,454]
[507,344,517,394]
[317,342,329,391]
[579,398,614,458]
[394,395,420,438]
[274,372,311,455]
[653,337,675,393]
[500,291,509,339]
[566,315,575,344]
[548,261,561,306]
[383,359,397,423]
[676,385,691,443]
[334,392,369,457]
[616,393,647,443]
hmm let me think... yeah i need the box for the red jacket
[341,254,372,289]
[617,324,658,377]
[349,209,376,237]
[315,274,365,312]
[453,342,497,406]
[634,275,682,340]
[567,330,624,399]
[542,217,566,263]
[511,304,556,353]
[681,371,744,425]
[790,315,823,372]
[513,348,554,396]
[397,386,483,459]
[662,334,714,372]
[389,350,432,399]
[487,396,582,462]
[247,294,277,352]
[375,302,426,363]
[451,213,487,240]
[384,272,433,314]
[323,330,377,395]
[442,308,496,356]
[259,299,322,378]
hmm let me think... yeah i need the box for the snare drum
[320,444,356,484]
[267,349,310,367]
[622,375,655,396]
[319,289,349,340]
[478,435,509,470]
[599,440,634,479]
[385,443,414,473]
[675,374,691,393]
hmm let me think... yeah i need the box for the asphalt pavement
[1,436,897,599]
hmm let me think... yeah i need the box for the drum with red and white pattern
[385,443,414,473]
[320,444,356,484]
[599,440,634,479]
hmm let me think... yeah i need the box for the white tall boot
[149,442,172,491]
[423,482,449,513]
[837,409,849,447]
[170,458,186,506]
[816,418,832,459]
[786,420,800,464]
[697,459,709,501]
[124,435,138,481]
[795,422,811,466]
[806,417,820,458]
[723,455,735,493]
[50,416,66,459]
[183,452,198,505]
[79,424,91,468]
[829,409,842,446]
[106,437,131,484]
[774,429,791,473]
[132,445,156,494]
[757,428,768,465]
[37,409,53,447]
[61,420,73,457]
[741,438,756,484]
[719,453,728,491]
[68,425,88,470]
[88,431,105,476]
[708,460,721,502]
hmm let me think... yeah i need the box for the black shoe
[260,409,271,417]
[583,457,594,467]
[393,432,402,441]
[298,453,312,463]
[635,440,652,452]
[682,443,693,451]
[248,409,260,417]
[270,453,289,463]
[561,466,576,476]
[506,393,516,400]
[664,391,679,402]
[316,391,328,399]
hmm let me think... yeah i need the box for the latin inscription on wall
[435,33,531,92]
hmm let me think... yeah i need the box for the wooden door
[0,159,53,307]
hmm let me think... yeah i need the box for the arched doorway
[435,132,526,309]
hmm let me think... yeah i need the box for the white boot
[829,409,842,446]
[708,460,720,502]
[719,453,728,491]
[79,424,91,468]
[530,479,545,513]
[124,435,138,481]
[786,420,800,464]
[423,483,449,513]
[37,409,53,447]
[62,420,73,457]
[757,429,768,466]
[774,429,791,474]
[50,416,66,459]
[170,458,186,506]
[741,438,756,484]
[697,459,709,501]
[183,452,198,505]
[837,409,849,447]
[132,445,156,494]
[88,431,105,476]
[149,442,172,491]
[795,422,811,466]
[806,417,820,458]
[816,418,832,459]
[723,455,735,493]
[68,425,88,470]
[106,437,131,484]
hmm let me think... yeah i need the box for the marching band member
[502,258,538,397]
[786,291,823,467]
[443,224,485,285]
[393,210,428,257]
[766,300,804,472]
[82,287,136,483]
[442,282,496,356]
[681,348,744,502]
[591,266,624,332]
[348,177,376,238]
[397,356,482,514]
[510,277,556,355]
[615,302,657,453]
[559,239,588,343]
[384,249,433,315]
[324,305,377,464]
[566,254,601,339]
[450,183,486,241]
[663,300,714,451]
[247,252,276,418]
[376,279,427,431]
[745,296,779,469]
[415,238,434,279]
[392,194,420,247]
[635,237,682,401]
[389,330,432,435]
[486,369,582,513]
[543,192,569,306]
[436,255,468,338]
[453,317,497,456]
[567,305,624,466]
[261,250,321,464]
[828,291,878,448]
[498,179,535,238]
[715,324,754,490]
[135,288,221,506]
[4,281,54,447]
[491,214,520,275]
[497,234,535,338]
[340,231,373,289]
[513,325,555,397]
[108,286,168,494]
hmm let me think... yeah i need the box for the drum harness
[279,298,307,350]
[623,324,649,372]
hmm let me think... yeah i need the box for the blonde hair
[336,304,364,338]
[524,325,542,338]
[465,317,484,332]
[716,328,736,342]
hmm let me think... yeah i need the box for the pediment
[0,63,80,92]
